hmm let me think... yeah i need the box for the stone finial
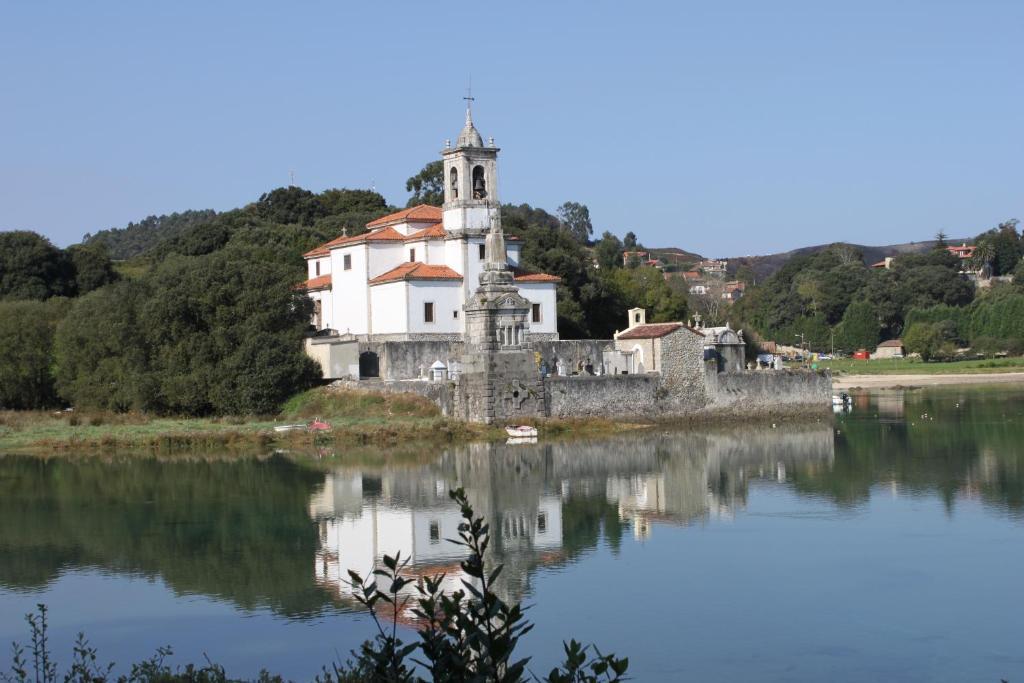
[445,139,451,149]
[488,136,495,147]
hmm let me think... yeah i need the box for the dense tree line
[0,232,117,301]
[83,210,218,259]
[732,220,1022,357]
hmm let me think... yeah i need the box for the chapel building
[299,106,560,341]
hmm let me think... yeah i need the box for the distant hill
[723,238,970,282]
[645,246,704,266]
[83,210,219,260]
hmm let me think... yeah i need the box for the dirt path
[832,372,1024,390]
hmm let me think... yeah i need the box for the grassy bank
[0,387,637,455]
[794,356,1024,376]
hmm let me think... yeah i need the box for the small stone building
[613,308,703,374]
[871,339,905,359]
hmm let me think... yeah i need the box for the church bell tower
[442,95,500,234]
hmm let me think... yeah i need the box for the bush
[903,322,944,362]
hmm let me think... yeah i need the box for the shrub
[0,299,70,409]
[903,322,944,362]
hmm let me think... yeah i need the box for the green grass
[0,387,638,455]
[795,356,1024,376]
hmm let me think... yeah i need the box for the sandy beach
[833,372,1024,390]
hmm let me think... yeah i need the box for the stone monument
[457,215,545,423]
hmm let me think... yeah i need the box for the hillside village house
[298,105,559,342]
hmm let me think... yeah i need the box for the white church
[299,105,560,341]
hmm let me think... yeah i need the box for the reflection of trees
[792,388,1024,516]
[0,455,332,617]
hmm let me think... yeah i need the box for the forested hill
[723,238,969,282]
[83,210,218,260]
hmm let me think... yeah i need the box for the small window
[315,261,320,276]
[537,512,547,533]
[532,303,541,323]
[343,254,352,270]
[634,313,640,323]
[453,310,459,319]
[479,244,486,260]
[429,521,440,543]
[409,248,416,263]
[424,302,434,323]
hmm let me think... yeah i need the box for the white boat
[505,425,538,438]
[273,423,307,433]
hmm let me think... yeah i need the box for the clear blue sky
[1,1,1021,256]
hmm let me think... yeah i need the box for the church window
[343,254,352,270]
[532,303,541,323]
[453,310,459,319]
[424,302,434,323]
[409,248,416,262]
[449,167,458,200]
[315,261,320,276]
[472,165,486,199]
[479,244,486,260]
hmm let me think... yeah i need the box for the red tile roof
[366,204,442,229]
[295,274,332,291]
[369,262,464,285]
[303,227,405,258]
[616,322,689,340]
[405,223,446,241]
[514,273,561,283]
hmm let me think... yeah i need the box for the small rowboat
[273,424,306,433]
[308,418,332,432]
[505,425,538,438]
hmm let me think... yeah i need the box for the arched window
[472,165,487,199]
[449,167,458,200]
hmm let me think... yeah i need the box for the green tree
[623,231,638,249]
[54,280,154,411]
[557,201,593,243]
[0,231,73,301]
[82,210,218,259]
[0,299,70,409]
[610,266,688,324]
[65,244,118,295]
[903,322,944,361]
[140,247,320,415]
[834,300,880,352]
[254,186,327,226]
[593,231,623,270]
[405,160,445,207]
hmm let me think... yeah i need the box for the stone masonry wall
[545,375,662,418]
[532,340,614,374]
[706,369,831,415]
[362,340,463,380]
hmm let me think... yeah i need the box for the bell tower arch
[442,95,499,235]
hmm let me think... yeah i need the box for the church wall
[425,239,446,264]
[369,283,408,334]
[516,283,558,337]
[368,242,402,279]
[330,245,368,335]
[407,281,463,335]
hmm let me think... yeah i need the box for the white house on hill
[298,107,560,341]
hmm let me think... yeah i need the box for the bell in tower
[441,93,500,234]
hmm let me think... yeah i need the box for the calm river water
[2,385,1024,681]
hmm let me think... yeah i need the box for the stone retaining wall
[545,374,662,418]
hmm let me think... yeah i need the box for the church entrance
[359,351,379,379]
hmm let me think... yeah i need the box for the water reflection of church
[308,429,835,613]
